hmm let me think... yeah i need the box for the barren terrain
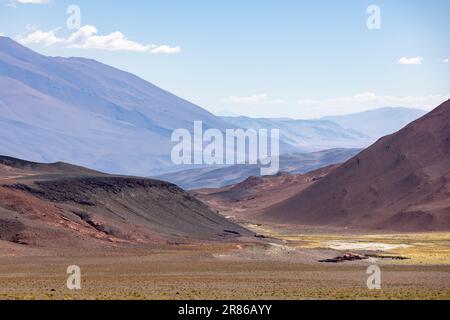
[0,156,449,300]
[0,235,449,300]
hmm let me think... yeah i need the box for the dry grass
[246,224,450,265]
[0,254,449,300]
[1,225,449,300]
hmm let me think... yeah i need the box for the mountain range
[220,116,371,151]
[260,100,450,231]
[200,100,450,231]
[0,36,427,178]
[157,148,361,189]
[221,108,426,151]
[321,107,427,138]
[0,36,448,245]
[194,165,338,220]
[0,36,229,176]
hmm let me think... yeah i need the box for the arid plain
[1,224,449,300]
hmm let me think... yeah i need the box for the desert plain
[1,222,449,300]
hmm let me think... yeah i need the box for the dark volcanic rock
[0,157,253,251]
[319,253,368,263]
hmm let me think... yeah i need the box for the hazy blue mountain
[221,116,371,151]
[321,107,427,138]
[156,148,361,189]
[0,36,422,180]
[0,36,232,176]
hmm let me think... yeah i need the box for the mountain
[260,100,450,231]
[220,116,371,151]
[0,36,231,176]
[194,165,338,220]
[157,148,361,189]
[0,155,251,253]
[321,107,426,139]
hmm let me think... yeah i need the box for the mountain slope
[157,148,361,189]
[221,116,370,151]
[194,165,338,219]
[0,156,251,252]
[321,107,426,138]
[260,100,450,231]
[0,36,231,176]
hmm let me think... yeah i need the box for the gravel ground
[0,246,449,300]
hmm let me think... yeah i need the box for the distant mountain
[0,36,231,176]
[0,37,428,182]
[221,116,371,151]
[194,165,338,220]
[157,148,361,189]
[261,100,450,231]
[215,110,240,117]
[321,107,426,138]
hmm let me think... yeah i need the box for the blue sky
[0,0,449,118]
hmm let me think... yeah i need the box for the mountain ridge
[260,100,450,231]
[0,154,252,253]
[158,148,361,189]
[220,116,371,151]
[321,107,427,138]
[0,36,230,175]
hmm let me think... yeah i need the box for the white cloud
[17,25,181,54]
[17,28,62,46]
[0,32,5,37]
[7,0,50,6]
[297,92,450,117]
[150,45,181,54]
[25,24,39,31]
[443,58,449,64]
[397,56,423,65]
[66,26,152,52]
[10,0,50,3]
[226,94,286,105]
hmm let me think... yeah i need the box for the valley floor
[0,226,449,300]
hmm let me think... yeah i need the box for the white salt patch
[325,241,411,251]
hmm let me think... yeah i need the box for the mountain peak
[0,36,46,63]
[0,37,229,176]
[0,36,24,48]
[261,100,450,231]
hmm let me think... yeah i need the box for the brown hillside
[260,100,450,231]
[0,157,251,253]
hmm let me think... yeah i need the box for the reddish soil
[0,156,252,255]
[259,100,450,231]
[194,165,338,219]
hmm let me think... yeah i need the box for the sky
[0,0,449,119]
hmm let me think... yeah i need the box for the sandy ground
[0,234,449,300]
